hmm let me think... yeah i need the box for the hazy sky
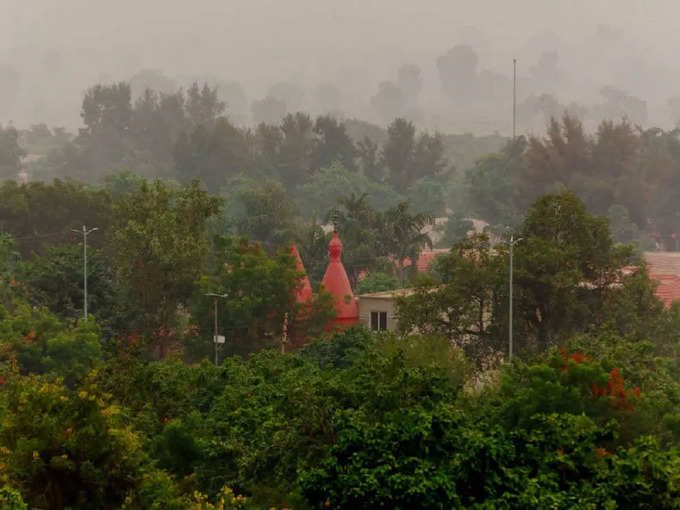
[3,0,680,131]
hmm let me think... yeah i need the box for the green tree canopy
[0,125,24,180]
[0,179,111,257]
[111,179,221,352]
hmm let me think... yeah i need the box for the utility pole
[281,312,289,354]
[506,234,522,361]
[513,58,517,140]
[205,293,227,364]
[72,225,98,321]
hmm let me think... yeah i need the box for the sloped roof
[644,252,680,274]
[649,274,680,308]
[644,252,680,308]
[395,249,450,272]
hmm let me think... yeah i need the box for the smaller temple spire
[290,242,313,303]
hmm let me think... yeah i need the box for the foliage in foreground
[3,323,680,508]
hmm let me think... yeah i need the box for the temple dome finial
[329,232,342,262]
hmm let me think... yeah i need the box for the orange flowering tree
[500,348,642,430]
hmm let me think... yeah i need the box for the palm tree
[382,201,434,285]
[326,193,384,288]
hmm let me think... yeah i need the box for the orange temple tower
[290,242,313,304]
[321,232,358,331]
[289,242,313,347]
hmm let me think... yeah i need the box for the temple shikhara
[290,232,680,346]
[291,231,410,343]
[290,242,313,304]
[291,232,360,341]
[320,232,358,330]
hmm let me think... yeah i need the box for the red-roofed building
[644,252,680,308]
[389,249,449,274]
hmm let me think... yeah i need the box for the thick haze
[3,0,680,133]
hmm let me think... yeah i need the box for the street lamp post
[205,292,227,364]
[506,233,522,361]
[72,225,98,321]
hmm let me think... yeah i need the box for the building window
[370,311,388,331]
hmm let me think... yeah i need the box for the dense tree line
[9,81,455,222]
[8,77,680,507]
[3,182,680,506]
[10,79,680,253]
[465,114,680,249]
[0,175,433,357]
[4,304,680,507]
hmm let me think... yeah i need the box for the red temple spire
[321,232,358,330]
[290,242,313,303]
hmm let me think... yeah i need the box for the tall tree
[357,136,384,181]
[466,137,528,227]
[383,119,448,193]
[413,132,447,178]
[235,180,299,254]
[515,191,633,349]
[525,113,590,199]
[311,115,356,172]
[396,234,502,364]
[111,179,221,353]
[185,82,225,128]
[326,193,387,288]
[0,180,111,257]
[19,243,124,334]
[381,201,434,284]
[278,113,314,193]
[173,117,250,192]
[130,89,188,175]
[75,82,135,179]
[297,162,368,219]
[382,118,416,192]
[253,122,283,172]
[0,232,18,283]
[0,124,24,180]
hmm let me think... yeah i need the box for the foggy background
[3,0,680,134]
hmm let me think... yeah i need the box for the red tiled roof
[644,252,680,275]
[386,249,680,308]
[649,274,680,308]
[644,252,680,308]
[395,249,450,272]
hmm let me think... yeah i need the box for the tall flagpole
[513,58,517,140]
